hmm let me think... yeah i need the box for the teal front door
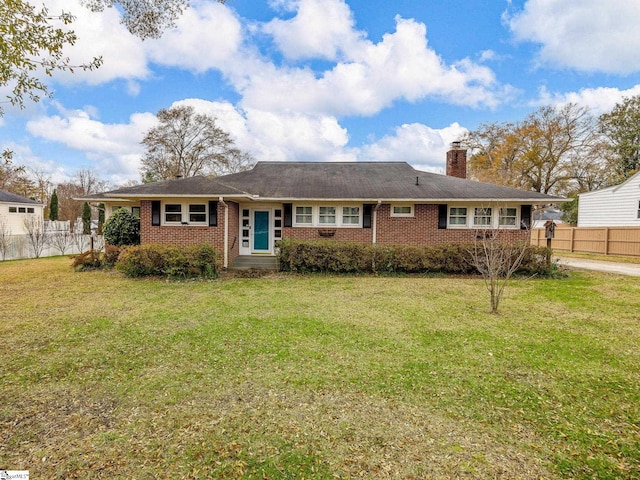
[253,211,269,251]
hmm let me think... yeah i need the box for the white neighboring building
[0,188,44,235]
[532,207,565,229]
[578,172,640,227]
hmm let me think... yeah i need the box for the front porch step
[231,255,279,270]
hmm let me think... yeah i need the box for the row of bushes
[73,243,220,278]
[277,239,552,275]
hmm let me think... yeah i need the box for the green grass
[1,257,639,478]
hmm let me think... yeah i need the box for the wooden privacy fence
[531,225,640,257]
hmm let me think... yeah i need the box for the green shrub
[103,208,140,246]
[116,243,219,279]
[277,239,551,276]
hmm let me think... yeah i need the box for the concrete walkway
[556,257,640,277]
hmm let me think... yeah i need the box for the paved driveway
[556,257,640,277]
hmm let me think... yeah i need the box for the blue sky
[3,0,640,186]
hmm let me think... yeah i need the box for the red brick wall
[446,148,467,179]
[140,201,528,262]
[282,204,528,245]
[140,200,241,262]
[377,204,528,244]
[282,226,373,243]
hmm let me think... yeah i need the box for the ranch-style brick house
[87,145,564,268]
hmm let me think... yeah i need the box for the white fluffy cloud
[168,99,351,162]
[25,104,157,183]
[244,110,350,161]
[147,1,243,72]
[356,123,468,172]
[38,0,242,85]
[39,0,149,84]
[534,85,640,115]
[240,15,507,116]
[2,142,70,185]
[263,0,363,60]
[507,0,640,74]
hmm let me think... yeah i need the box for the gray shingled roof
[82,175,248,200]
[92,162,564,202]
[0,189,39,204]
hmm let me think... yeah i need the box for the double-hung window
[165,204,182,223]
[342,206,360,225]
[499,207,517,226]
[295,206,313,225]
[189,204,206,223]
[449,207,467,226]
[164,203,207,224]
[473,207,492,227]
[319,206,336,225]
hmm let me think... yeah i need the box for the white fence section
[0,233,104,261]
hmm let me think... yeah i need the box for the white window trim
[162,202,208,226]
[498,207,518,227]
[473,207,494,228]
[448,207,468,228]
[340,206,362,227]
[391,204,414,217]
[446,205,521,229]
[8,206,36,214]
[292,204,363,227]
[318,206,337,226]
[294,205,313,226]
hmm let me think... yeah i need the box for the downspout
[372,200,382,244]
[219,197,229,269]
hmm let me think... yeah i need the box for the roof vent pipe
[416,176,419,185]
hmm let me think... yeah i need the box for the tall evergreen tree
[98,203,105,235]
[48,189,59,221]
[82,202,92,235]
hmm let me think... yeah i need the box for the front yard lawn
[1,257,639,478]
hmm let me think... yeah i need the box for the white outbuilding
[0,189,45,235]
[578,172,640,227]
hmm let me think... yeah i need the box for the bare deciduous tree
[73,232,91,253]
[48,228,74,255]
[468,228,531,314]
[462,104,605,196]
[23,215,49,258]
[0,217,12,260]
[141,105,252,182]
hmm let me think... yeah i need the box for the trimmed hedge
[116,243,220,278]
[277,239,551,275]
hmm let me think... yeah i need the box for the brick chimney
[446,141,467,179]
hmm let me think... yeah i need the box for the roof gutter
[372,200,382,244]
[219,197,229,269]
